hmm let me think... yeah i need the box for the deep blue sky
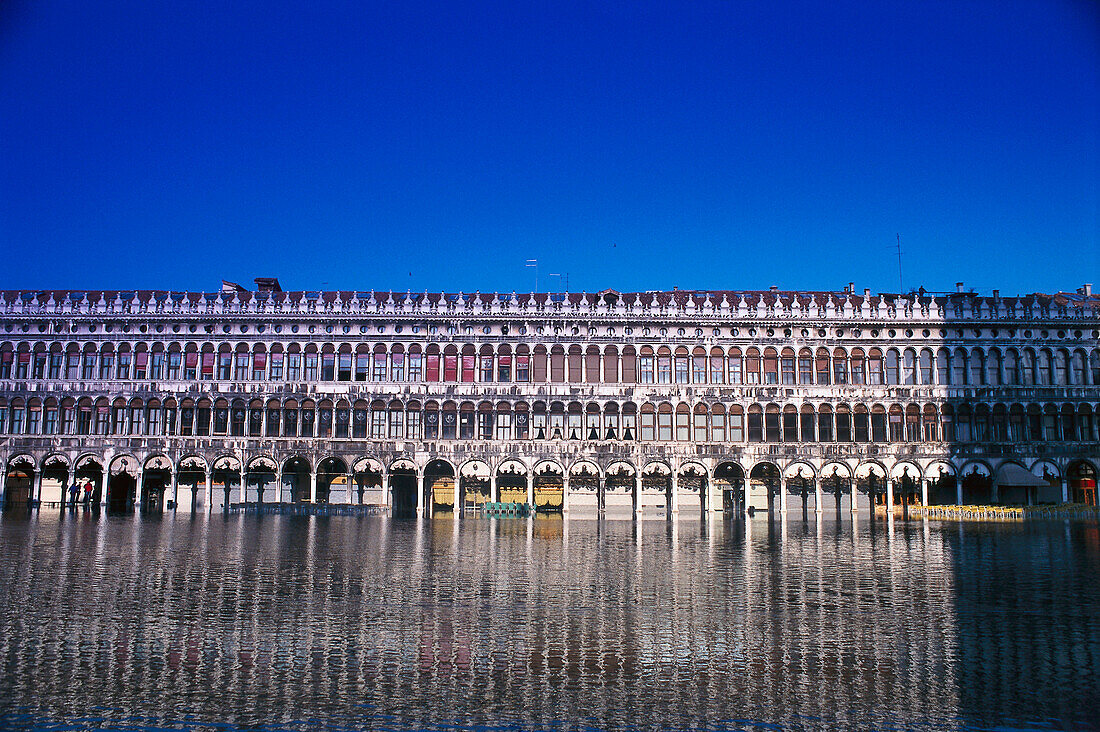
[1,1,1097,296]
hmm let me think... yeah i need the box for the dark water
[0,511,1097,732]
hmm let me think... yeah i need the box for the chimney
[770,285,778,292]
[848,281,854,294]
[1084,283,1093,296]
[956,282,965,293]
[863,288,871,298]
[254,277,282,292]
[992,289,1000,299]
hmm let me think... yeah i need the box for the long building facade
[1,279,1098,518]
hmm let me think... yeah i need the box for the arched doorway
[282,457,311,503]
[926,462,957,506]
[352,458,383,506]
[605,462,636,516]
[427,459,458,513]
[1069,461,1097,506]
[176,457,207,512]
[390,460,418,518]
[714,462,745,515]
[678,464,708,517]
[41,456,70,507]
[784,464,816,517]
[493,460,525,505]
[640,462,671,516]
[106,456,138,513]
[748,463,779,513]
[532,462,563,513]
[819,463,853,515]
[855,463,887,516]
[570,461,601,514]
[211,457,241,511]
[960,464,992,505]
[245,457,278,504]
[3,457,35,510]
[141,456,172,512]
[316,457,348,504]
[74,456,104,508]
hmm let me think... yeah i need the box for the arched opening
[41,456,70,507]
[282,457,311,503]
[533,462,563,513]
[640,462,672,516]
[786,465,815,516]
[316,457,348,504]
[569,461,600,513]
[493,461,523,505]
[245,458,278,504]
[748,463,779,512]
[3,457,35,510]
[1068,461,1097,506]
[176,457,207,512]
[211,457,241,511]
[106,456,137,513]
[856,464,887,516]
[678,464,708,516]
[926,463,957,506]
[389,460,418,518]
[427,460,458,512]
[352,459,383,505]
[605,462,636,515]
[960,465,992,505]
[74,457,103,507]
[819,464,853,515]
[141,456,172,512]
[714,462,745,514]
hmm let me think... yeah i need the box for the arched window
[987,348,1002,386]
[728,348,743,384]
[710,347,726,384]
[782,404,798,441]
[1037,349,1053,386]
[621,346,636,383]
[711,404,726,441]
[817,404,833,442]
[640,403,656,441]
[832,348,848,385]
[850,348,866,385]
[799,348,814,384]
[936,348,950,385]
[728,405,744,442]
[835,404,851,442]
[745,348,761,385]
[969,348,985,386]
[800,404,816,441]
[906,404,921,441]
[889,404,904,441]
[952,348,967,386]
[549,346,566,383]
[903,349,917,385]
[871,404,887,442]
[816,348,831,385]
[919,349,933,385]
[693,347,708,383]
[853,404,869,442]
[763,348,779,385]
[603,346,619,383]
[1005,349,1019,385]
[676,403,691,440]
[568,345,583,383]
[693,403,708,441]
[1055,350,1069,386]
[868,349,884,385]
[639,347,655,384]
[657,403,673,440]
[674,347,690,384]
[991,404,1007,441]
[747,404,763,442]
[1021,349,1036,385]
[923,404,939,441]
[885,349,900,385]
[657,347,672,384]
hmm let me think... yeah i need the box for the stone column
[956,480,963,506]
[633,475,641,520]
[490,473,499,503]
[1062,477,1069,503]
[562,474,570,514]
[309,471,317,503]
[204,470,213,513]
[885,479,894,515]
[101,466,110,509]
[670,475,679,515]
[525,473,533,507]
[921,479,929,507]
[814,479,822,514]
[170,471,178,510]
[778,477,787,515]
[65,467,75,508]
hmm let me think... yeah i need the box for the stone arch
[678,461,709,514]
[106,455,139,513]
[531,460,564,512]
[244,456,279,504]
[819,461,855,514]
[783,461,817,513]
[4,454,36,510]
[282,456,312,504]
[713,461,746,514]
[40,454,71,507]
[925,460,958,505]
[389,458,421,518]
[316,456,349,505]
[211,455,242,510]
[854,461,889,509]
[351,457,384,506]
[452,459,486,509]
[959,461,993,505]
[494,459,527,505]
[747,461,780,512]
[890,461,922,510]
[140,454,173,512]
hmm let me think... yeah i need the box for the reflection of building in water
[0,515,976,729]
[1,279,1098,516]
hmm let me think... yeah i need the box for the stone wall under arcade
[1,280,1098,518]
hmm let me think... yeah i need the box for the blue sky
[1,1,1097,296]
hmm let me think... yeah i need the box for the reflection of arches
[1068,460,1097,506]
[714,462,745,514]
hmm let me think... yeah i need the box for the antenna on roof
[895,233,904,294]
[525,259,538,292]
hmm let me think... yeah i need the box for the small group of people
[67,481,95,507]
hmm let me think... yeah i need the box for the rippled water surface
[0,510,1097,731]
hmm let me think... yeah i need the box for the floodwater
[0,510,1097,732]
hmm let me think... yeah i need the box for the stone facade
[1,280,1098,517]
